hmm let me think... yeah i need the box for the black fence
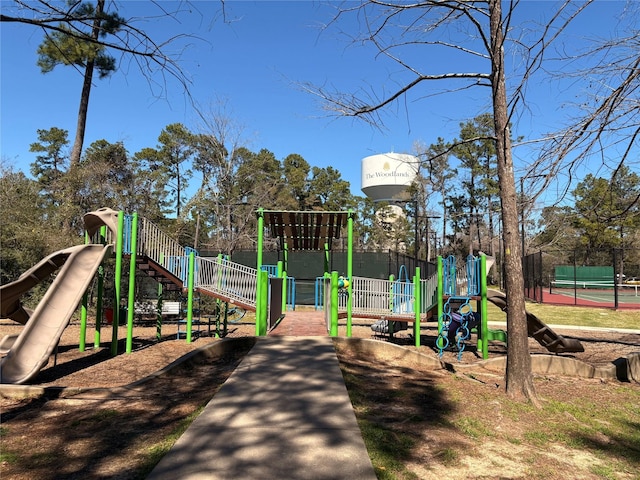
[523,251,543,303]
[523,248,640,309]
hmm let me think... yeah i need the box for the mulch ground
[1,317,639,480]
[1,316,638,390]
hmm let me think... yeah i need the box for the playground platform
[147,334,377,480]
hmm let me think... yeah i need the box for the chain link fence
[523,248,640,309]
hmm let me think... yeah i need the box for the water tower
[361,153,419,253]
[361,153,418,202]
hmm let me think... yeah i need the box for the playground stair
[134,256,183,292]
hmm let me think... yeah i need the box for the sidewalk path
[147,336,377,480]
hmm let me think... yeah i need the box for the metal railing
[196,257,258,308]
[341,276,411,318]
[129,216,258,307]
[316,272,439,318]
[349,277,403,316]
[136,217,187,280]
[420,273,439,312]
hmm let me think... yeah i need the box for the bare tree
[530,6,640,207]
[190,99,255,255]
[308,0,594,402]
[2,0,206,164]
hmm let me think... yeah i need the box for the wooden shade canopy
[260,210,350,251]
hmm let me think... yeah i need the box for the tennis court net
[550,280,639,297]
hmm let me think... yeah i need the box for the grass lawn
[484,301,640,330]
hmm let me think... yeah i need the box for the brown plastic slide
[487,289,584,353]
[0,208,119,384]
[0,250,73,325]
[0,244,112,384]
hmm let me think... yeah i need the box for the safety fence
[124,215,259,309]
[196,257,258,308]
[313,272,439,318]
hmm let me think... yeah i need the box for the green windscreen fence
[227,250,436,281]
[554,266,614,283]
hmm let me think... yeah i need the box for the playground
[2,207,623,385]
[1,319,639,480]
[1,208,639,478]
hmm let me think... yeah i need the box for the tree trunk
[176,162,182,218]
[70,0,104,166]
[489,0,537,403]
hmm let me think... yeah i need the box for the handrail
[343,276,414,318]
[127,216,257,307]
[196,257,258,308]
[136,217,187,279]
[420,273,439,312]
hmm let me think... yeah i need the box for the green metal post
[213,253,223,337]
[214,254,223,336]
[111,211,125,356]
[278,260,287,312]
[479,254,489,359]
[256,209,264,336]
[414,267,421,348]
[388,274,394,311]
[387,273,395,337]
[324,242,330,275]
[283,243,289,273]
[94,265,104,349]
[436,256,444,349]
[283,244,289,309]
[95,225,107,349]
[330,271,339,336]
[126,213,138,353]
[346,210,354,337]
[80,232,89,352]
[257,270,268,336]
[222,299,228,337]
[186,251,196,343]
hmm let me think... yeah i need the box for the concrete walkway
[147,335,377,480]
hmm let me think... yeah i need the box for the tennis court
[544,280,640,309]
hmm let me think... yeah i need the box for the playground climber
[448,310,481,347]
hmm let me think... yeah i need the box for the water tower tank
[361,153,418,202]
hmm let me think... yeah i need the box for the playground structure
[328,253,501,359]
[1,207,584,384]
[320,251,584,358]
[0,208,357,383]
[0,208,265,384]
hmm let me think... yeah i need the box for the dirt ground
[1,318,639,479]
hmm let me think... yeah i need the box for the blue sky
[1,1,637,207]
